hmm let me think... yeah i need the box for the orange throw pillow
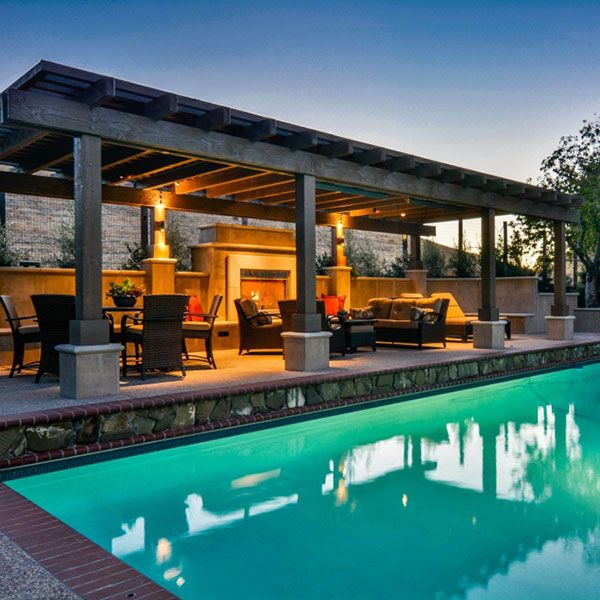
[186,295,204,321]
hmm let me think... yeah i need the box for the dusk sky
[1,0,599,247]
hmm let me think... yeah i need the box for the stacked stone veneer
[4,193,405,269]
[1,342,599,469]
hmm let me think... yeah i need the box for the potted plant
[106,278,144,307]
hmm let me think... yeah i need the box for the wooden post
[551,220,569,316]
[409,235,423,269]
[503,220,508,269]
[479,208,499,321]
[0,192,5,226]
[458,219,464,252]
[329,226,338,266]
[70,134,109,345]
[292,174,320,333]
[140,206,154,255]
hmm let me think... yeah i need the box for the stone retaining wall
[1,341,599,470]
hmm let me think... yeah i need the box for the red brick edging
[0,484,176,599]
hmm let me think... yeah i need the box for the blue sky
[1,0,599,246]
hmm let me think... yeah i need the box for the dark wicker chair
[30,294,75,383]
[278,299,346,355]
[121,294,188,380]
[0,295,40,377]
[182,294,223,369]
[234,298,283,354]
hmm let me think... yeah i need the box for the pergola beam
[206,173,290,198]
[1,89,580,222]
[0,171,435,237]
[0,129,47,159]
[175,165,259,194]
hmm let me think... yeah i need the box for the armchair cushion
[239,298,259,319]
[410,307,426,321]
[423,311,442,324]
[182,321,211,331]
[18,325,40,335]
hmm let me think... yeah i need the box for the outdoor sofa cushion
[367,298,393,319]
[400,293,424,299]
[374,319,418,329]
[350,307,375,319]
[18,325,40,335]
[389,299,415,321]
[415,297,443,313]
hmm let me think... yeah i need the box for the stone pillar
[323,266,352,308]
[546,220,575,339]
[474,207,506,349]
[58,134,121,399]
[282,174,331,371]
[405,270,428,296]
[142,258,177,294]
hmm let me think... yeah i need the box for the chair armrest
[120,313,142,331]
[5,315,37,322]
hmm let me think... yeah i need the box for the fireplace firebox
[240,269,288,310]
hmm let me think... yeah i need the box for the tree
[120,242,147,271]
[385,252,408,278]
[0,224,17,266]
[315,252,333,275]
[512,216,553,290]
[538,116,600,306]
[166,218,192,271]
[345,235,388,277]
[53,215,76,268]
[448,241,478,278]
[422,240,446,278]
[495,225,535,278]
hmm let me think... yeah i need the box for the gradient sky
[1,0,599,247]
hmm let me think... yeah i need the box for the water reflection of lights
[156,537,172,565]
[164,566,182,581]
[402,494,408,508]
[231,468,281,489]
[111,517,145,557]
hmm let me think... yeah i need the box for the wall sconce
[336,217,344,245]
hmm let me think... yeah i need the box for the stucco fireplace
[191,224,296,320]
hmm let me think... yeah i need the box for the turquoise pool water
[9,364,600,599]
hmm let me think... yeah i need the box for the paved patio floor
[1,333,599,419]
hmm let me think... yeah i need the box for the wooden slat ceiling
[0,60,583,225]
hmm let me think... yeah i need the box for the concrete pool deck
[1,333,600,418]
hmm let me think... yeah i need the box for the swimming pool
[8,363,600,599]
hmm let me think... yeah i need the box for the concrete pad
[56,343,122,399]
[281,331,332,371]
[472,321,507,349]
[546,315,575,341]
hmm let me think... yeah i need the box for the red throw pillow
[321,294,340,316]
[186,295,204,321]
[338,295,346,311]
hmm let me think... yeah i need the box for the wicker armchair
[182,294,223,369]
[0,295,40,377]
[121,294,188,379]
[30,294,75,383]
[278,299,346,355]
[234,298,283,354]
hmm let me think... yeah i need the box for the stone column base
[472,321,507,349]
[281,331,332,372]
[545,315,575,340]
[405,270,428,296]
[56,344,123,399]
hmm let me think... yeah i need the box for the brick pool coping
[0,484,176,599]
[1,339,599,470]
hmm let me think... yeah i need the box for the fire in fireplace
[240,269,288,310]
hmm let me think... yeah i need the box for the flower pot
[112,295,137,308]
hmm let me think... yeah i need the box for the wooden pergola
[0,61,582,389]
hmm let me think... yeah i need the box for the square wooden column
[551,220,569,316]
[478,208,499,321]
[292,174,320,333]
[70,134,109,346]
[408,235,423,269]
[283,174,331,371]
